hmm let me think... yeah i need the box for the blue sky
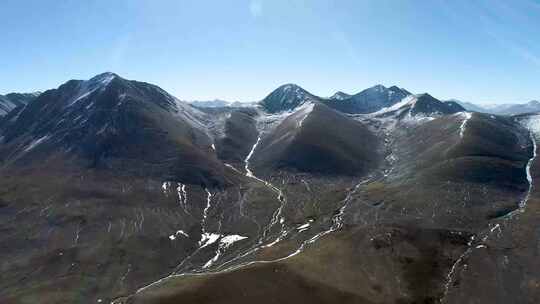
[1,0,539,104]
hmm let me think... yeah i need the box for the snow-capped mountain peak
[369,84,387,93]
[260,83,321,113]
[329,91,351,101]
[372,93,465,124]
[67,72,119,107]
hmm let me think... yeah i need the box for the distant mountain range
[450,99,540,115]
[188,88,538,117]
[260,83,443,115]
[189,99,257,108]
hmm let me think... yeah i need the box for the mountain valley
[1,73,539,304]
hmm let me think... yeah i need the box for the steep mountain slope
[325,85,411,114]
[1,74,538,304]
[0,72,228,186]
[373,93,465,122]
[423,113,540,303]
[0,92,40,116]
[259,84,323,113]
[329,91,351,100]
[129,98,536,304]
[0,73,277,304]
[251,103,381,176]
[215,108,259,166]
[373,113,531,226]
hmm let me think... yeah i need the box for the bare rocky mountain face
[1,74,538,304]
[0,92,40,116]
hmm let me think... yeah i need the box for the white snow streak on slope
[203,235,249,269]
[140,179,374,296]
[169,230,189,241]
[372,95,417,116]
[243,134,287,242]
[0,98,17,116]
[296,103,314,128]
[296,218,314,233]
[525,114,540,134]
[68,73,115,106]
[196,189,224,251]
[442,223,502,301]
[224,163,242,174]
[162,181,190,214]
[500,117,539,218]
[198,232,221,248]
[218,176,373,274]
[244,135,262,178]
[23,135,50,152]
[200,189,213,235]
[458,112,472,138]
[161,182,171,193]
[176,183,190,214]
[520,131,537,209]
[162,181,191,240]
[133,111,372,295]
[443,117,539,301]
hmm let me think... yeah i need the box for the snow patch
[203,234,248,269]
[199,232,221,248]
[169,230,189,241]
[220,234,248,246]
[23,135,50,152]
[458,112,472,138]
[68,73,116,107]
[244,135,262,177]
[373,95,417,115]
[202,188,213,230]
[296,103,314,128]
[161,181,172,193]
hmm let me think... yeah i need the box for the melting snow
[244,136,262,177]
[524,114,540,134]
[67,73,116,107]
[69,90,95,106]
[199,232,221,248]
[169,230,189,241]
[297,223,310,232]
[202,189,213,229]
[224,163,242,174]
[520,132,537,209]
[162,181,172,193]
[203,234,248,269]
[373,95,417,115]
[23,135,50,152]
[243,132,288,245]
[221,234,248,246]
[458,112,472,138]
[296,103,314,128]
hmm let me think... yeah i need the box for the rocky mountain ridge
[1,72,538,304]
